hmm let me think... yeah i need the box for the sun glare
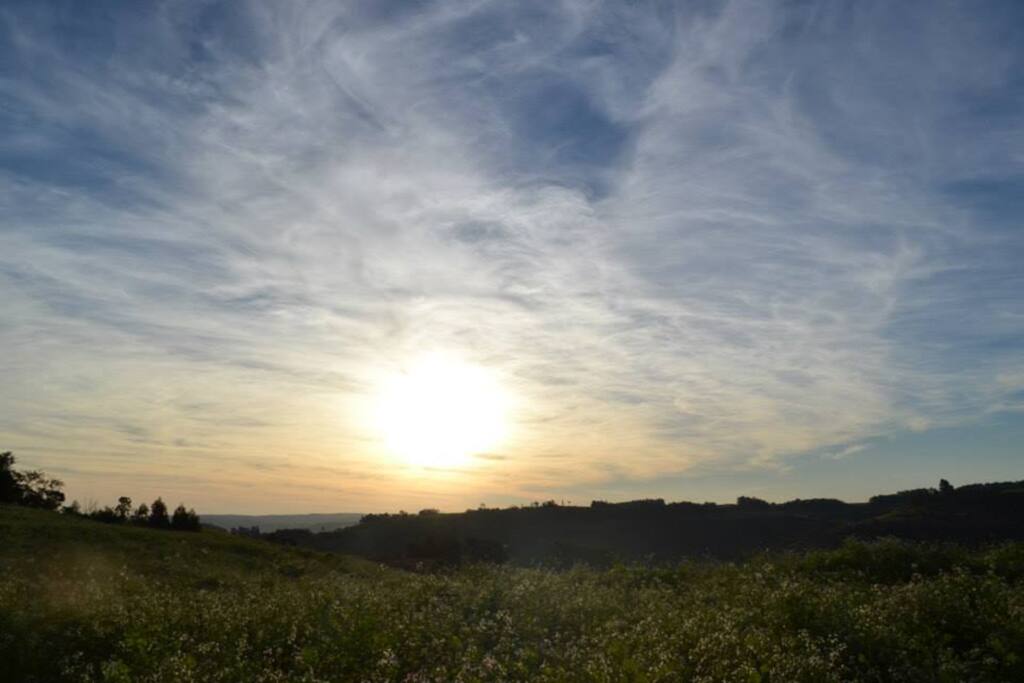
[373,355,510,468]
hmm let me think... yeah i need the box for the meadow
[2,504,1023,682]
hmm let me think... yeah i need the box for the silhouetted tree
[14,469,66,510]
[171,504,200,531]
[132,503,149,524]
[940,479,954,495]
[737,496,771,509]
[0,452,18,503]
[115,496,132,520]
[149,498,170,528]
[62,499,81,516]
[0,452,65,509]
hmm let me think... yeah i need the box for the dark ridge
[261,478,1024,569]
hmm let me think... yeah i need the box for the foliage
[115,497,132,520]
[73,494,201,533]
[170,504,200,532]
[0,451,65,510]
[132,503,149,524]
[0,451,16,502]
[148,498,170,529]
[1,505,1022,682]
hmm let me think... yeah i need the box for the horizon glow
[1,1,1023,513]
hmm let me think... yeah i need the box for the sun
[373,354,510,468]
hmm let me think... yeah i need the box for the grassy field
[2,505,1023,682]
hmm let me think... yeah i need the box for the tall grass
[2,506,1022,681]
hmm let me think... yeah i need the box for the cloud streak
[1,0,1023,510]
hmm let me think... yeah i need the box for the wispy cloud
[1,1,1022,510]
[822,444,867,461]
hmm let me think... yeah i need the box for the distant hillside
[203,512,363,533]
[273,479,1024,567]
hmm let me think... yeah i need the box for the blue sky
[1,1,1022,512]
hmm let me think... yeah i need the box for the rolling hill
[202,512,364,533]
[2,503,1023,681]
[279,479,1024,567]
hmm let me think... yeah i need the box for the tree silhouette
[2,452,201,533]
[171,504,200,531]
[149,498,170,528]
[0,453,65,510]
[115,496,133,520]
[18,471,66,510]
[0,452,19,503]
[132,503,149,524]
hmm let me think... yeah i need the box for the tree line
[1,451,200,532]
[285,477,1024,568]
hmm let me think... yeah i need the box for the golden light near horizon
[372,354,511,469]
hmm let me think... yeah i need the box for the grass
[2,504,1023,682]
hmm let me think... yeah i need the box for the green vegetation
[2,505,1023,681]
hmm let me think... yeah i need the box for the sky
[2,0,1023,514]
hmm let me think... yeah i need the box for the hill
[203,512,363,533]
[2,504,1024,681]
[0,502,371,581]
[280,479,1024,567]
